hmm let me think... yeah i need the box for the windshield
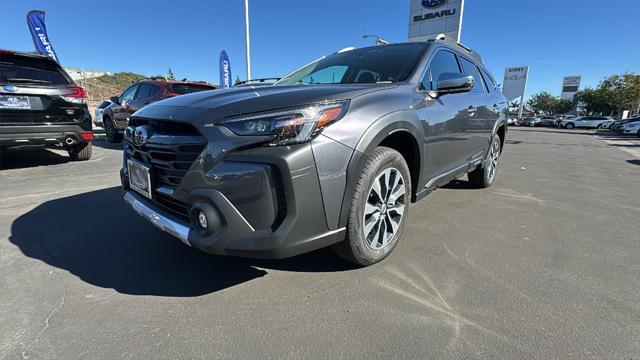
[276,43,427,86]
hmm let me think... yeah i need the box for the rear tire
[103,116,122,143]
[332,147,411,267]
[68,142,92,161]
[565,123,575,129]
[469,135,501,188]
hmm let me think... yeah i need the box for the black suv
[121,40,508,266]
[0,50,93,160]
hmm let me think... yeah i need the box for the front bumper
[121,141,347,259]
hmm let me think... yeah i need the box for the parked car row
[610,117,640,135]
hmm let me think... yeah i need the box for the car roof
[135,79,218,88]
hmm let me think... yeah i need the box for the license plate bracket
[0,95,31,110]
[128,160,152,199]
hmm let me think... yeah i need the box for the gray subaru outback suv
[121,39,508,266]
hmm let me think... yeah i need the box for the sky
[1,0,639,99]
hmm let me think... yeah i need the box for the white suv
[561,116,611,129]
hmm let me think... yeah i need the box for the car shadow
[9,187,356,297]
[627,160,640,166]
[91,140,124,151]
[441,179,476,190]
[0,148,70,170]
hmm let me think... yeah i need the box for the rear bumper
[0,124,93,148]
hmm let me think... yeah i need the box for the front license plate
[0,95,31,110]
[128,160,152,199]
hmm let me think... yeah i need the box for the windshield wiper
[5,78,51,84]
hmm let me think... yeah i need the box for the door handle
[467,105,477,117]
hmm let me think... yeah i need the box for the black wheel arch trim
[337,110,425,229]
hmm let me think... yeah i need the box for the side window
[422,50,460,91]
[458,56,485,94]
[480,70,496,93]
[120,85,138,103]
[136,84,152,99]
[148,85,160,97]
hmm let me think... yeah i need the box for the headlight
[218,101,349,146]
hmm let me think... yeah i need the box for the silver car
[93,100,111,127]
[561,116,611,129]
[121,40,508,266]
[621,121,640,136]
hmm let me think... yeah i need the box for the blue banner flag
[219,51,232,89]
[26,10,60,63]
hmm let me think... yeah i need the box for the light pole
[244,0,251,81]
[362,34,389,46]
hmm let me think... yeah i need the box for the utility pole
[244,0,251,81]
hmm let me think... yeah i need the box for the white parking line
[600,137,640,158]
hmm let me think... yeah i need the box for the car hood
[133,84,395,122]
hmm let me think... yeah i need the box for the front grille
[125,119,206,219]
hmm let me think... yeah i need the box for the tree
[575,88,613,115]
[527,92,558,115]
[555,98,575,115]
[167,68,175,80]
[599,73,640,116]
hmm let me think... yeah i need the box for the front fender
[337,110,425,229]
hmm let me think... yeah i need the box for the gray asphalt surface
[1,128,639,359]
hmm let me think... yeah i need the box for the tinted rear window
[170,84,214,95]
[0,53,70,85]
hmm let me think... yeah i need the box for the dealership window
[422,50,460,91]
[458,56,486,94]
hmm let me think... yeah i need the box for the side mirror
[110,96,120,104]
[435,73,474,95]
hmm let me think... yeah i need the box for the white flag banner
[502,67,529,101]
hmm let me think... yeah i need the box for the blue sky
[1,0,639,99]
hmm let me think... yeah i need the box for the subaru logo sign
[422,0,448,8]
[3,85,18,92]
[133,125,152,146]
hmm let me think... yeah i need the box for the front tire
[103,116,123,143]
[68,142,92,161]
[565,123,575,129]
[469,135,501,188]
[332,147,411,266]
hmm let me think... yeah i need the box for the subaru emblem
[3,85,18,92]
[422,0,448,8]
[133,125,152,146]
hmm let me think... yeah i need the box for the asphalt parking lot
[1,127,639,359]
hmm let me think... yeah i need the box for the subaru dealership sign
[502,66,529,101]
[561,76,581,100]
[409,0,465,42]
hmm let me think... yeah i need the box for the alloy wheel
[363,167,406,250]
[486,137,500,183]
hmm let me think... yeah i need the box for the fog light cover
[198,211,208,230]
